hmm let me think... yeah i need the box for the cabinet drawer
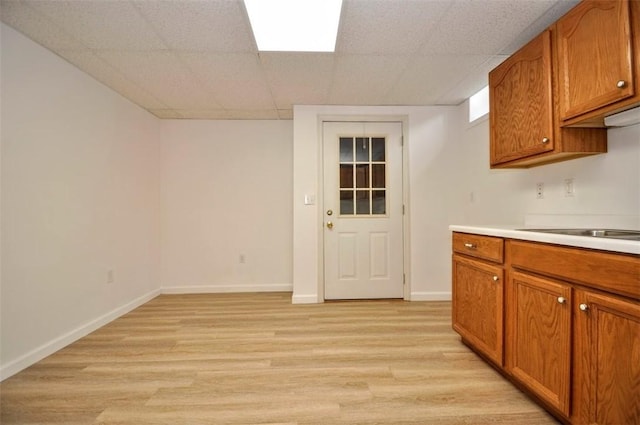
[508,240,640,300]
[453,232,504,263]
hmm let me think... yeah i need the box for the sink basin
[518,228,640,241]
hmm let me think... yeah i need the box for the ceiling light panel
[244,0,342,52]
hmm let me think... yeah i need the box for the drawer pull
[542,137,550,144]
[492,275,499,282]
[557,296,566,304]
[464,243,476,249]
[617,80,627,88]
[579,303,589,312]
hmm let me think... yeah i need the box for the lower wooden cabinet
[452,255,503,366]
[572,289,640,425]
[451,232,640,424]
[506,271,572,417]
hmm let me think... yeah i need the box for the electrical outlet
[107,269,114,284]
[536,183,544,199]
[564,178,575,197]
[239,254,246,264]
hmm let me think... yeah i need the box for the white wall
[292,103,640,305]
[456,101,640,229]
[0,24,161,379]
[292,105,463,303]
[160,120,293,293]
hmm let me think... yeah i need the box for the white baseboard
[0,288,161,381]
[291,293,320,304]
[161,283,293,294]
[410,291,451,301]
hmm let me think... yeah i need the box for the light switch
[304,194,315,205]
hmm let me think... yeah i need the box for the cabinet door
[572,290,640,425]
[489,30,554,166]
[557,0,634,120]
[506,271,572,417]
[452,255,503,366]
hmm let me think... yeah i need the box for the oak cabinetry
[572,289,640,425]
[557,0,640,126]
[452,233,640,424]
[452,233,504,366]
[506,271,572,417]
[489,30,606,168]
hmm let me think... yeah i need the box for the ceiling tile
[180,52,275,110]
[149,109,185,119]
[329,54,412,105]
[436,55,509,105]
[420,0,558,55]
[0,0,85,50]
[172,109,231,120]
[1,0,577,119]
[57,49,169,110]
[386,55,491,105]
[96,50,222,110]
[337,0,451,54]
[26,0,166,50]
[260,52,335,110]
[499,0,580,55]
[133,0,256,52]
[222,109,280,120]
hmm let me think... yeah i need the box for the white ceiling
[0,0,579,120]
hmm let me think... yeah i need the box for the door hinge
[401,136,404,146]
[403,274,406,285]
[402,204,405,215]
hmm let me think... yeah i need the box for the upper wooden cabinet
[489,31,555,166]
[557,0,640,125]
[489,30,607,168]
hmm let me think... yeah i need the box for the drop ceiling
[0,0,579,120]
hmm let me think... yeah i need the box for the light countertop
[449,224,640,255]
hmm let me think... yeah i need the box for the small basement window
[469,85,489,123]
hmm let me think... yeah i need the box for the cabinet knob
[542,137,550,144]
[579,303,589,311]
[464,243,476,249]
[492,275,499,282]
[557,296,566,304]
[617,80,627,88]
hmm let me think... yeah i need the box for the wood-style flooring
[0,292,559,424]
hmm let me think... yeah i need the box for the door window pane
[356,137,369,161]
[372,190,386,214]
[355,164,369,188]
[337,135,388,217]
[356,190,370,215]
[340,137,353,162]
[340,190,354,215]
[372,164,385,188]
[372,137,385,161]
[340,164,354,188]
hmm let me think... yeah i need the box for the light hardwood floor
[0,292,559,424]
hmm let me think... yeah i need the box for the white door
[323,121,404,300]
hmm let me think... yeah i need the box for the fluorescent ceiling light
[244,0,342,52]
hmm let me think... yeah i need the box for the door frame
[317,115,411,302]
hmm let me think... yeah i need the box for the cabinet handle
[557,296,566,304]
[542,137,550,144]
[579,303,589,311]
[464,243,476,249]
[492,276,499,282]
[617,80,627,88]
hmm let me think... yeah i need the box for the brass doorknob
[326,221,333,229]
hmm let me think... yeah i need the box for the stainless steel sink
[518,228,640,241]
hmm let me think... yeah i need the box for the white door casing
[323,121,404,300]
